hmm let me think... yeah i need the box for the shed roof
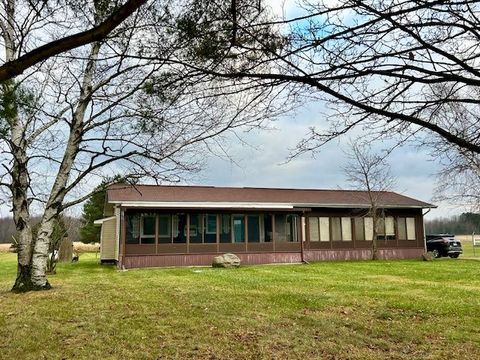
[106,184,435,209]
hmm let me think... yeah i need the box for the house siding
[100,218,117,261]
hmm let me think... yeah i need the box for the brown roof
[106,184,435,209]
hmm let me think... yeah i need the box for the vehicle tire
[449,254,459,259]
[432,249,440,258]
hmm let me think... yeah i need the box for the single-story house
[96,184,435,268]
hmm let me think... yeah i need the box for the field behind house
[1,253,479,359]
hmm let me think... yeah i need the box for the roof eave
[109,201,435,210]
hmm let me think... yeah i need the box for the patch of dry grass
[0,244,12,253]
[73,242,100,253]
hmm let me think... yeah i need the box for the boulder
[422,252,435,261]
[212,253,241,268]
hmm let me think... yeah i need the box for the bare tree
[1,0,285,292]
[174,1,480,170]
[343,141,396,260]
[0,0,147,81]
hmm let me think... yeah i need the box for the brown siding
[122,248,424,268]
[157,244,188,254]
[219,243,248,253]
[275,242,301,252]
[125,244,156,255]
[247,243,274,252]
[307,242,331,250]
[123,252,302,268]
[304,248,423,262]
[189,244,217,254]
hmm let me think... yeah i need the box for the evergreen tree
[79,186,106,243]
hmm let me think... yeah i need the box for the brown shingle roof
[106,184,435,208]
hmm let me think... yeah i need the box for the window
[286,215,299,242]
[173,214,187,243]
[309,217,330,242]
[354,217,365,241]
[204,214,217,243]
[189,214,203,243]
[158,215,171,244]
[385,217,395,240]
[398,217,407,240]
[220,214,231,243]
[233,215,245,243]
[319,217,330,241]
[376,217,386,240]
[341,217,352,241]
[264,214,273,242]
[247,215,260,242]
[406,217,416,240]
[364,217,374,241]
[331,217,342,241]
[375,216,395,240]
[309,217,319,242]
[126,213,140,244]
[140,214,156,244]
[275,214,287,242]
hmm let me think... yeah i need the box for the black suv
[426,234,463,258]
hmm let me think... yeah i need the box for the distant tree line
[0,216,82,244]
[0,184,105,244]
[425,213,480,235]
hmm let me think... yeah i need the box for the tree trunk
[372,213,378,260]
[372,236,378,260]
[30,211,57,288]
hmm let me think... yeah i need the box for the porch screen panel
[309,217,319,242]
[126,214,140,244]
[354,218,365,241]
[385,217,395,240]
[398,217,407,240]
[220,214,231,243]
[189,214,203,243]
[364,217,373,241]
[158,215,171,243]
[319,217,330,241]
[286,215,298,242]
[233,215,245,243]
[141,214,156,244]
[331,217,342,241]
[173,214,187,243]
[204,214,217,243]
[376,217,386,240]
[406,217,416,240]
[247,215,260,242]
[275,214,287,242]
[341,217,352,241]
[264,214,273,242]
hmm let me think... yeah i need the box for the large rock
[212,253,241,268]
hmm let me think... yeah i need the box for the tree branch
[0,0,147,81]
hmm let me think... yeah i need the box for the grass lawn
[0,253,479,359]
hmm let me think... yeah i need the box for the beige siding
[101,218,117,260]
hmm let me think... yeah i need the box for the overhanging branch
[0,0,147,81]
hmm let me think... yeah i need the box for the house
[96,184,435,268]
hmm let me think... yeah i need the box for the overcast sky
[185,0,466,220]
[190,103,464,220]
[0,1,469,221]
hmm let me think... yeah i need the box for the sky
[193,104,464,221]
[0,0,471,221]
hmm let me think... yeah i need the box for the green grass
[1,253,479,359]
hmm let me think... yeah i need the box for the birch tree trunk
[2,0,38,292]
[29,41,101,288]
